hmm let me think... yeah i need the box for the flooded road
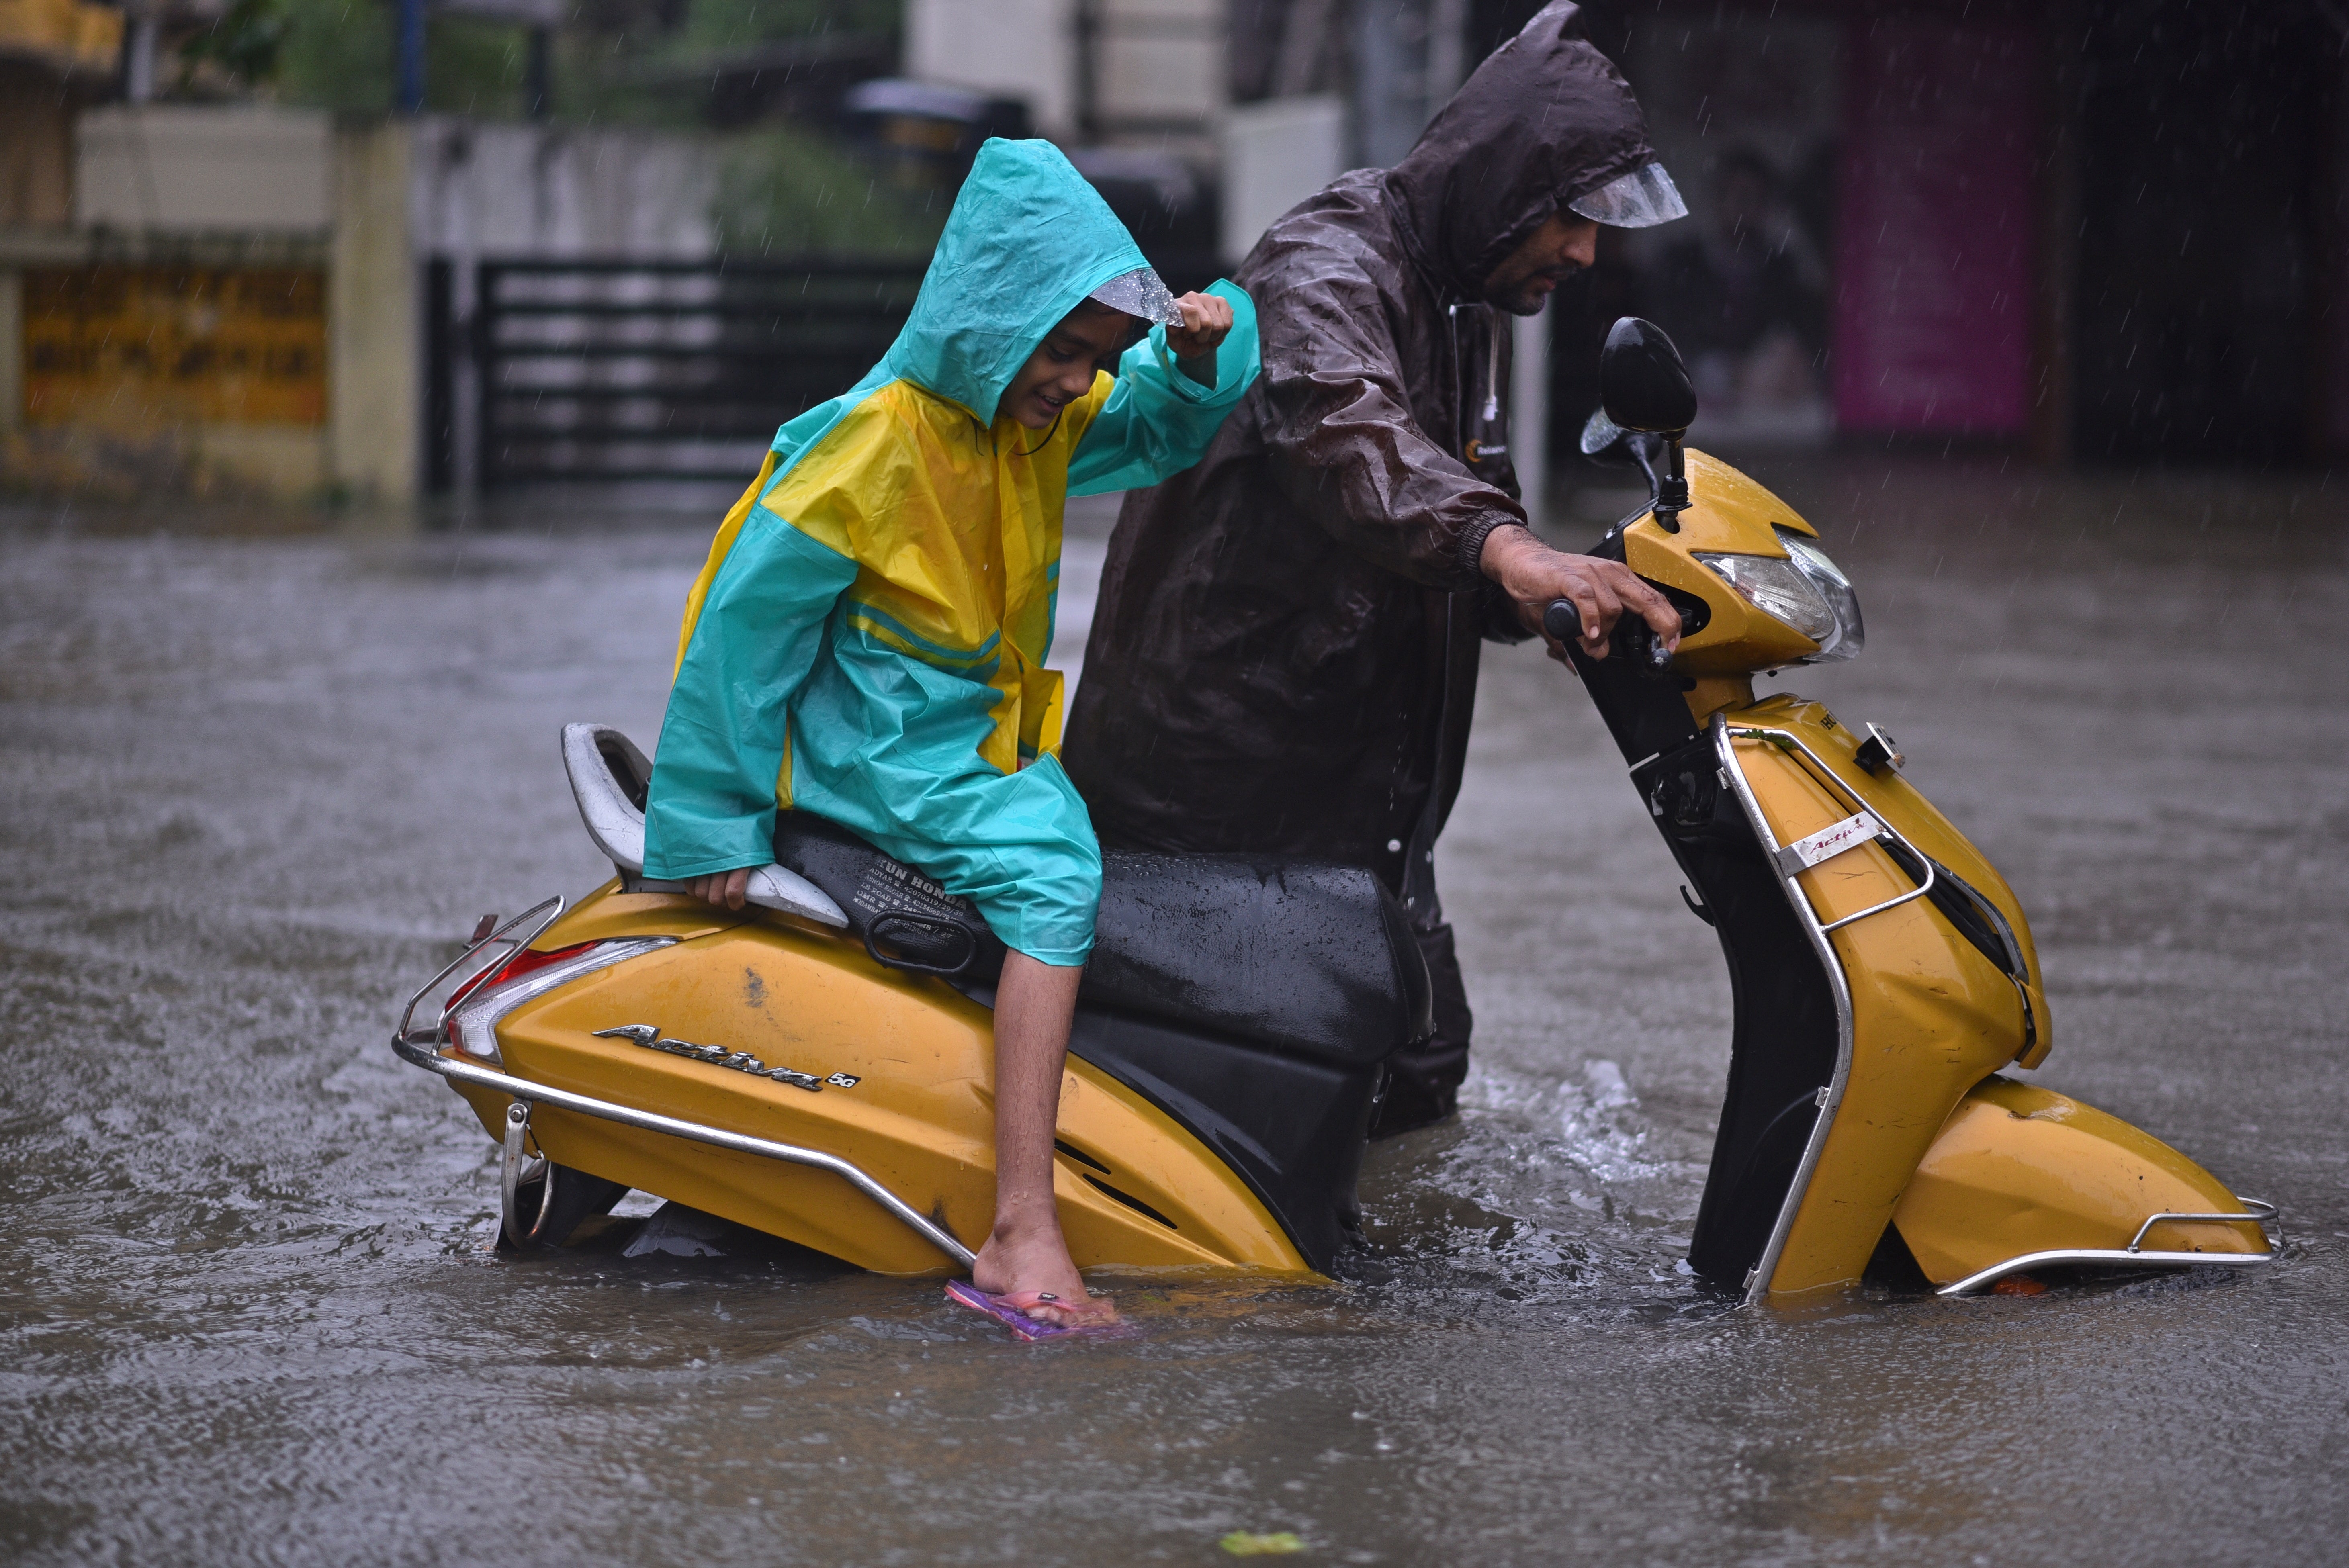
[3,461,2345,1566]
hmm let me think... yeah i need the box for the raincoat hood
[882,138,1155,425]
[1384,0,1658,300]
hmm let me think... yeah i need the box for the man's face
[1481,210,1601,315]
[1003,303,1136,429]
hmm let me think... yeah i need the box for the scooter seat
[1087,852,1434,1067]
[773,810,1432,1067]
[559,724,1432,1068]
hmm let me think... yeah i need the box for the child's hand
[1165,292,1235,362]
[690,868,751,910]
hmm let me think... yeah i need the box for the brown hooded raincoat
[1064,3,1660,1128]
[1067,4,1656,878]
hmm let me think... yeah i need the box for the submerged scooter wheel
[497,1160,630,1253]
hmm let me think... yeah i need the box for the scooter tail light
[443,937,674,1064]
[447,941,602,1014]
[443,940,602,1058]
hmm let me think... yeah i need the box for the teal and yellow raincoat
[642,140,1260,967]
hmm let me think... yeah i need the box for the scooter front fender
[1892,1076,2275,1294]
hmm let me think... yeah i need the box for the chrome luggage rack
[391,898,976,1269]
[1935,1199,2281,1297]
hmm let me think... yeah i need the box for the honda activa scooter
[391,317,2276,1304]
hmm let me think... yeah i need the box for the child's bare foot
[971,1212,1117,1327]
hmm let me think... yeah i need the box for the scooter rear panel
[449,889,1309,1276]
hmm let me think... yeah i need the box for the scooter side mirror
[1596,318,1696,532]
[1580,406,1669,515]
[1599,317,1697,437]
[1579,405,1633,462]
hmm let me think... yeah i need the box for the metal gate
[441,257,926,490]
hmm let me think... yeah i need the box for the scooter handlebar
[1543,597,1686,673]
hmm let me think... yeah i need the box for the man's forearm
[1460,515,1532,581]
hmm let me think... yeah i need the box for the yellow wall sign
[0,0,125,73]
[23,266,328,428]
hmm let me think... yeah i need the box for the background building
[2,0,2343,506]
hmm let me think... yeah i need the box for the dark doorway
[2072,1,2335,464]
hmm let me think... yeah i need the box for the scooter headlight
[1694,527,1865,663]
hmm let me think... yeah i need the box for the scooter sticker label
[850,859,976,924]
[591,1023,857,1092]
[1780,810,1885,874]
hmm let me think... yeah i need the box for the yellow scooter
[1563,318,2277,1299]
[389,317,2276,1304]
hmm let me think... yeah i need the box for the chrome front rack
[1709,713,1858,1305]
[1936,1198,2281,1297]
[1718,722,1938,934]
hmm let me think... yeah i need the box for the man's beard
[1490,261,1585,317]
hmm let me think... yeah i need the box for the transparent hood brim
[1088,266,1183,327]
[1567,164,1688,229]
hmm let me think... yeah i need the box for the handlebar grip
[1544,596,1686,674]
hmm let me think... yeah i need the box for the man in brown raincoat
[1065,2,1688,1135]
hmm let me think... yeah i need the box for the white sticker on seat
[1782,810,1883,871]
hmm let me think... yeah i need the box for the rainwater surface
[2,461,2345,1566]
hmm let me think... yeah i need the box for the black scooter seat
[773,812,1432,1067]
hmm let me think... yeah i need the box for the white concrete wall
[77,106,334,231]
[409,119,719,259]
[1099,0,1225,129]
[907,0,1078,138]
[16,111,724,502]
[909,0,1225,147]
[1220,94,1344,262]
[332,121,417,504]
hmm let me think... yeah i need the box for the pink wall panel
[1834,21,2039,435]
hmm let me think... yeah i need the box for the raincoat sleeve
[1255,262,1524,590]
[1068,280,1261,497]
[640,460,866,881]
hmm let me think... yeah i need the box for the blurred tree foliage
[177,0,292,94]
[714,122,947,257]
[259,0,935,256]
[274,0,544,117]
[269,0,901,121]
[669,0,901,51]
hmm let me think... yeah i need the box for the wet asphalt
[1,456,2344,1566]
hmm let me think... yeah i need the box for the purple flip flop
[943,1280,1126,1341]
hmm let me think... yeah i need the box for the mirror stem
[1653,437,1690,534]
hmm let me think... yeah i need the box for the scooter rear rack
[392,899,978,1270]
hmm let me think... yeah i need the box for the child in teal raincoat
[642,139,1259,1325]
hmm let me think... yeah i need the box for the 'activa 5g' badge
[591,1024,859,1092]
